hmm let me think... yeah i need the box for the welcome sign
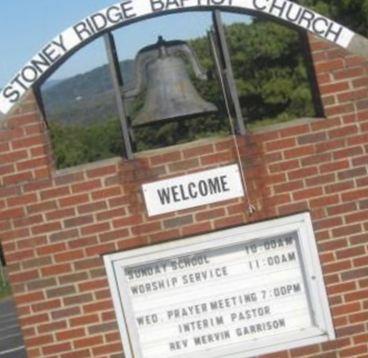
[104,213,335,358]
[0,0,357,116]
[142,164,244,216]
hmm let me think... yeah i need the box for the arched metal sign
[0,0,366,116]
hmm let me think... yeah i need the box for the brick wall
[0,33,367,358]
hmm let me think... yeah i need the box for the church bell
[124,36,218,127]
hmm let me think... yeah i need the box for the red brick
[41,263,72,277]
[51,306,81,320]
[87,164,117,177]
[74,257,102,270]
[274,180,304,194]
[345,210,368,224]
[319,238,347,252]
[16,291,45,305]
[27,200,57,214]
[340,345,368,357]
[345,288,368,302]
[200,152,232,166]
[37,243,66,256]
[131,222,161,235]
[341,268,368,281]
[354,333,368,345]
[59,272,88,285]
[0,163,14,176]
[96,207,126,221]
[25,334,53,347]
[85,243,115,256]
[354,256,368,267]
[46,208,75,221]
[83,299,113,314]
[77,201,107,214]
[288,167,318,180]
[290,344,320,357]
[92,343,123,356]
[42,343,71,355]
[54,172,84,186]
[63,293,93,306]
[50,229,79,242]
[70,314,99,327]
[99,228,130,242]
[333,224,362,237]
[12,135,44,149]
[284,145,315,159]
[59,194,89,207]
[315,58,345,73]
[323,260,351,274]
[55,249,84,263]
[297,132,327,145]
[11,269,39,283]
[112,214,143,228]
[325,180,354,194]
[91,187,122,200]
[336,245,366,260]
[78,278,108,292]
[182,144,214,158]
[81,222,110,236]
[214,215,244,229]
[68,236,98,249]
[327,281,356,296]
[347,133,368,146]
[266,137,296,151]
[64,215,94,228]
[278,201,309,215]
[60,350,91,358]
[332,302,361,316]
[293,187,323,201]
[0,207,25,220]
[327,202,357,216]
[40,186,70,200]
[336,323,365,338]
[56,328,86,341]
[16,157,48,171]
[20,313,49,327]
[334,67,364,80]
[7,193,37,207]
[31,222,62,235]
[150,151,181,165]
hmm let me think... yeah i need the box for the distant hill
[42,60,135,125]
[42,79,63,90]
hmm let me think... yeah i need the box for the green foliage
[225,20,315,122]
[49,119,124,169]
[0,276,10,301]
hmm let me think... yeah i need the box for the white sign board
[142,164,244,216]
[104,213,335,358]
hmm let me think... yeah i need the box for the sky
[0,1,251,88]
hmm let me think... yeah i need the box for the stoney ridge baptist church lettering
[0,0,355,115]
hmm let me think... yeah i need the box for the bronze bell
[124,36,218,127]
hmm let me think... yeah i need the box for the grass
[0,278,11,301]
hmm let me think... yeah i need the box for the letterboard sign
[104,213,335,358]
[142,164,244,216]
